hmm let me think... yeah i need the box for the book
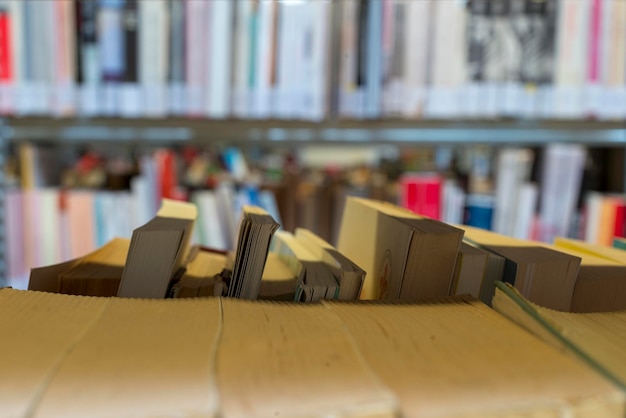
[57,237,129,297]
[117,199,197,299]
[258,251,297,301]
[29,237,130,294]
[450,242,488,301]
[493,281,626,392]
[227,205,280,300]
[326,294,625,417]
[337,196,464,301]
[171,247,227,298]
[270,230,339,303]
[295,227,364,300]
[459,224,581,311]
[551,238,626,312]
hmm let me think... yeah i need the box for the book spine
[140,0,167,117]
[586,0,602,117]
[338,0,358,117]
[363,0,381,119]
[98,0,125,116]
[168,0,186,115]
[402,0,429,118]
[76,0,100,115]
[207,0,233,119]
[184,0,205,117]
[0,0,12,114]
[118,0,140,117]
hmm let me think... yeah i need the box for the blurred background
[1,0,626,289]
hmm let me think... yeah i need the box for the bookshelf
[5,117,626,146]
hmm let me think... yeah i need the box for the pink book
[588,0,602,84]
[5,189,26,284]
[66,190,97,259]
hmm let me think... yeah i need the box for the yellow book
[457,225,581,311]
[337,197,463,301]
[29,237,130,294]
[546,242,626,312]
[555,237,626,265]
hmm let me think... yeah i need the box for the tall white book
[401,0,430,118]
[232,0,253,118]
[539,145,586,243]
[185,0,205,117]
[206,0,234,119]
[553,0,590,119]
[425,0,467,118]
[139,0,168,117]
[492,148,534,238]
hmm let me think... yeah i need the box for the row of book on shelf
[0,0,625,119]
[22,192,626,315]
[5,194,626,416]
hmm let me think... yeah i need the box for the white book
[553,0,590,119]
[252,0,275,119]
[185,0,205,116]
[274,1,294,118]
[402,0,430,118]
[303,0,329,121]
[513,183,538,240]
[193,191,229,251]
[426,1,467,119]
[206,0,233,119]
[493,149,534,238]
[232,0,253,118]
[539,145,586,243]
[139,0,168,117]
[167,0,186,115]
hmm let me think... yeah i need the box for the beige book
[493,281,626,393]
[458,225,581,311]
[337,197,463,301]
[258,252,297,301]
[173,247,227,298]
[296,227,365,300]
[555,237,626,264]
[547,243,626,313]
[29,237,130,293]
[217,298,399,418]
[0,289,109,418]
[326,297,625,418]
[450,242,489,300]
[32,296,222,418]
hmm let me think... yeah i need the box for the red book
[0,5,12,82]
[399,173,442,220]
